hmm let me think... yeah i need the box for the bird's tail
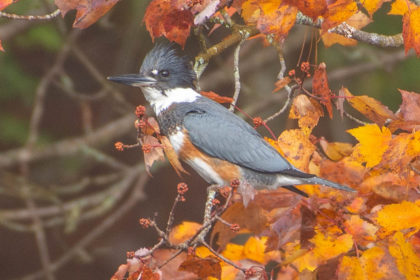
[301,176,355,192]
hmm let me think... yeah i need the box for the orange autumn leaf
[322,0,358,30]
[144,0,194,47]
[342,87,395,126]
[338,246,389,280]
[388,231,420,279]
[345,197,368,214]
[321,12,372,47]
[0,40,4,52]
[403,6,420,56]
[287,0,327,20]
[54,0,119,28]
[388,0,417,16]
[361,0,387,17]
[319,137,353,161]
[377,130,420,173]
[242,0,297,39]
[374,201,420,237]
[178,254,222,279]
[277,129,316,170]
[289,94,323,134]
[168,221,202,245]
[0,0,14,10]
[293,230,353,272]
[312,62,333,118]
[200,91,234,104]
[344,215,378,246]
[273,76,291,92]
[347,124,392,168]
[243,236,281,264]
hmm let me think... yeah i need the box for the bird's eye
[159,70,169,77]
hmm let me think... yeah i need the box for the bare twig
[20,173,148,280]
[229,38,246,112]
[0,9,60,20]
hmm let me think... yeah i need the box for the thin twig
[20,174,148,280]
[343,110,370,125]
[229,39,246,112]
[0,9,60,20]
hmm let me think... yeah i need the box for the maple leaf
[54,0,119,29]
[344,215,378,246]
[144,0,194,47]
[361,0,387,17]
[388,0,417,16]
[402,6,420,56]
[374,201,420,237]
[312,62,333,118]
[242,0,297,40]
[338,246,390,280]
[389,89,420,131]
[319,137,353,161]
[293,230,353,272]
[169,221,202,245]
[388,231,420,279]
[342,87,395,126]
[285,0,327,20]
[178,255,222,279]
[277,129,316,170]
[243,236,281,264]
[322,0,358,30]
[347,124,392,169]
[289,94,324,134]
[377,130,420,174]
[0,0,14,11]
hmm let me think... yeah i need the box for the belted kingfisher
[108,43,354,198]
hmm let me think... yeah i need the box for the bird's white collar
[141,87,200,115]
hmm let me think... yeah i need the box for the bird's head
[108,42,199,114]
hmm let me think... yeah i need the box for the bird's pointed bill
[107,74,157,87]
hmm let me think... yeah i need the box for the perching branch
[0,9,60,20]
[229,38,247,112]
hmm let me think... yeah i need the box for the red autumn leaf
[389,89,420,132]
[144,0,194,47]
[312,62,333,118]
[402,6,420,56]
[54,0,119,29]
[285,0,327,20]
[0,0,14,10]
[0,40,4,52]
[178,255,221,279]
[200,91,234,104]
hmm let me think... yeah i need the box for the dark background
[0,1,419,279]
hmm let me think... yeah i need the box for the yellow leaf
[195,246,214,258]
[168,221,202,245]
[277,129,316,170]
[293,230,353,272]
[338,246,388,279]
[374,201,420,236]
[221,243,244,261]
[347,124,391,168]
[361,0,387,17]
[388,231,420,278]
[243,236,267,264]
[388,0,417,16]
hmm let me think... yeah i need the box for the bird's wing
[183,99,311,177]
